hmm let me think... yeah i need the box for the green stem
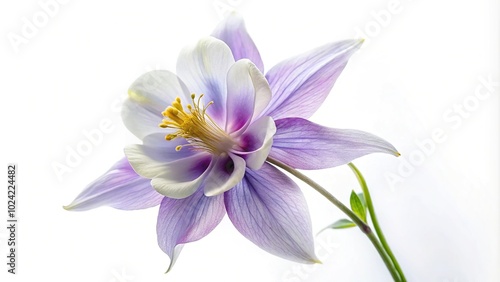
[348,162,406,282]
[267,157,402,282]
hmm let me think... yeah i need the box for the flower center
[159,94,234,154]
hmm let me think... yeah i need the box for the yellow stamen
[159,94,234,154]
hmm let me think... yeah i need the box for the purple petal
[176,37,235,126]
[270,118,399,169]
[225,59,271,134]
[64,158,163,211]
[211,12,264,72]
[224,163,319,264]
[157,188,225,272]
[261,40,363,120]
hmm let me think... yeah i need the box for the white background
[1,0,499,281]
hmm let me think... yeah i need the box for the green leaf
[357,192,367,210]
[329,218,356,229]
[350,190,367,222]
[358,192,368,215]
[318,219,356,234]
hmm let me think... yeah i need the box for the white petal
[123,140,203,180]
[141,132,186,149]
[204,154,246,196]
[176,37,235,126]
[234,117,276,170]
[152,165,212,199]
[123,70,190,139]
[226,59,272,134]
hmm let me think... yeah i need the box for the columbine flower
[65,14,398,271]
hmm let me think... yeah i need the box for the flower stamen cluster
[159,94,234,154]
